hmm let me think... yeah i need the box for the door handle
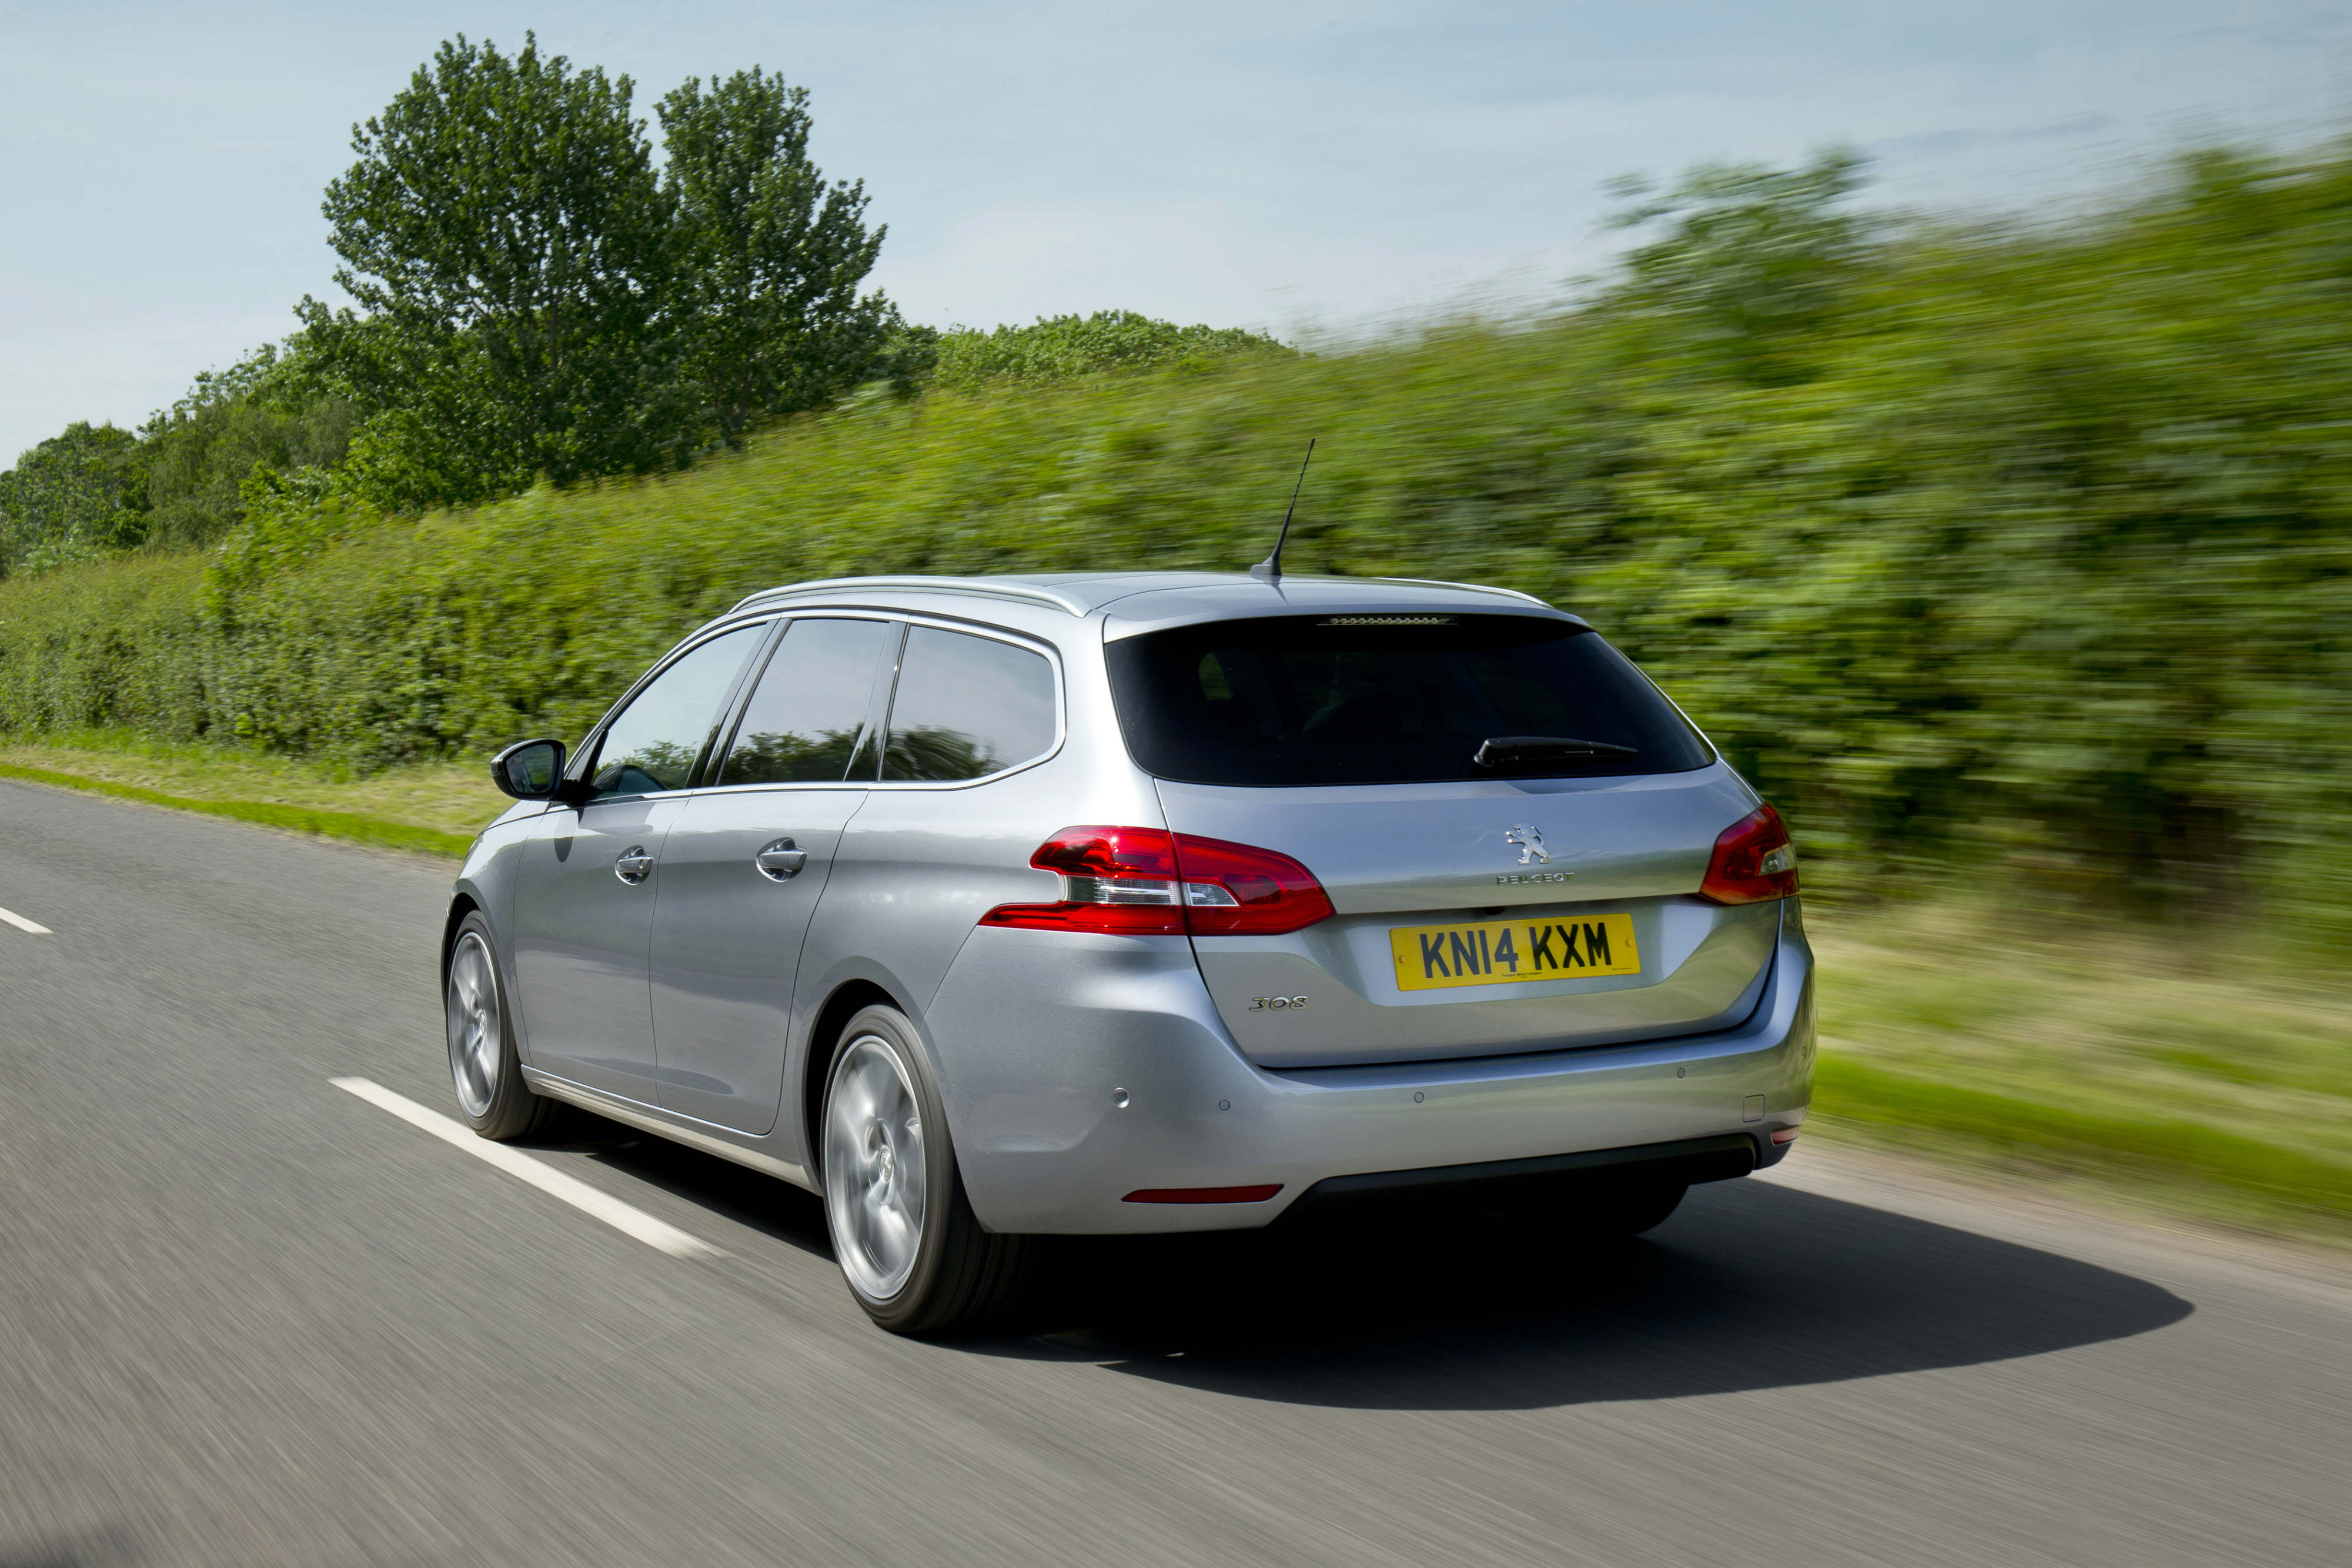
[754,838,807,881]
[614,845,654,884]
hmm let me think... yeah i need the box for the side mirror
[490,737,567,800]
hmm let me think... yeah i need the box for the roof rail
[729,576,1091,617]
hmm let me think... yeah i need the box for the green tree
[1602,148,1872,382]
[138,341,356,547]
[929,310,1291,392]
[657,69,894,445]
[0,422,148,577]
[297,33,684,508]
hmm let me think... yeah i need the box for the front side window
[590,624,764,796]
[716,617,898,785]
[881,626,1058,782]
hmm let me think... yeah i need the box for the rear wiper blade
[1474,735,1639,768]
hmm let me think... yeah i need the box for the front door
[650,616,899,1134]
[508,622,768,1102]
[509,796,683,1102]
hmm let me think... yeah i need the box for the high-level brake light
[1699,804,1799,904]
[980,826,1335,937]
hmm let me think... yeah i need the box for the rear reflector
[1122,1184,1284,1204]
[1770,1126,1801,1145]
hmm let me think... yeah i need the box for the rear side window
[590,624,766,796]
[717,618,897,785]
[1105,614,1712,787]
[882,626,1058,781]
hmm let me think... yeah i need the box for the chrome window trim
[700,609,904,794]
[866,610,1068,793]
[569,604,1068,801]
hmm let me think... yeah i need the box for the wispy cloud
[1873,113,2119,161]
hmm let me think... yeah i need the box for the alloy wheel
[446,931,502,1119]
[823,1035,928,1300]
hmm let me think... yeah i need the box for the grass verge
[1812,1055,2352,1233]
[1809,904,2352,1244]
[0,735,487,858]
[0,761,476,858]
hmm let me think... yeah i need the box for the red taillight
[980,825,1335,937]
[1700,804,1799,904]
[1171,833,1336,935]
[984,825,1187,934]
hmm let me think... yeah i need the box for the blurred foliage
[5,139,2351,940]
[0,550,208,733]
[927,311,1293,392]
[1603,148,1872,383]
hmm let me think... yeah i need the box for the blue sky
[4,1,2347,462]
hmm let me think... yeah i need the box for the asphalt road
[4,778,2348,1567]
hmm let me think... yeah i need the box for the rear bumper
[926,908,1815,1234]
[1284,1132,1769,1223]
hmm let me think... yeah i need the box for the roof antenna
[1250,438,1316,584]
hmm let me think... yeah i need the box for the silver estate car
[443,571,1814,1333]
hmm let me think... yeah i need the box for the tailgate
[1161,766,1778,1068]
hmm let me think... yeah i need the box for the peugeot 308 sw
[444,572,1814,1332]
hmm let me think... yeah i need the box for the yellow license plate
[1389,913,1640,992]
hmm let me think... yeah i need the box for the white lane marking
[330,1077,724,1259]
[0,904,52,935]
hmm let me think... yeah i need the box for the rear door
[648,616,900,1134]
[1107,612,1779,1069]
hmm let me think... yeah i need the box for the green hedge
[0,551,208,738]
[5,146,2350,933]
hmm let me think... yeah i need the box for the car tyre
[445,912,560,1142]
[821,1004,1027,1336]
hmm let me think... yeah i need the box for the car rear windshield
[1105,613,1713,787]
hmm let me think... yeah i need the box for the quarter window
[590,625,764,797]
[882,626,1057,782]
[718,617,897,785]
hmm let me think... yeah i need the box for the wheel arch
[441,892,482,985]
[799,978,906,1178]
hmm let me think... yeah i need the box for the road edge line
[330,1076,724,1259]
